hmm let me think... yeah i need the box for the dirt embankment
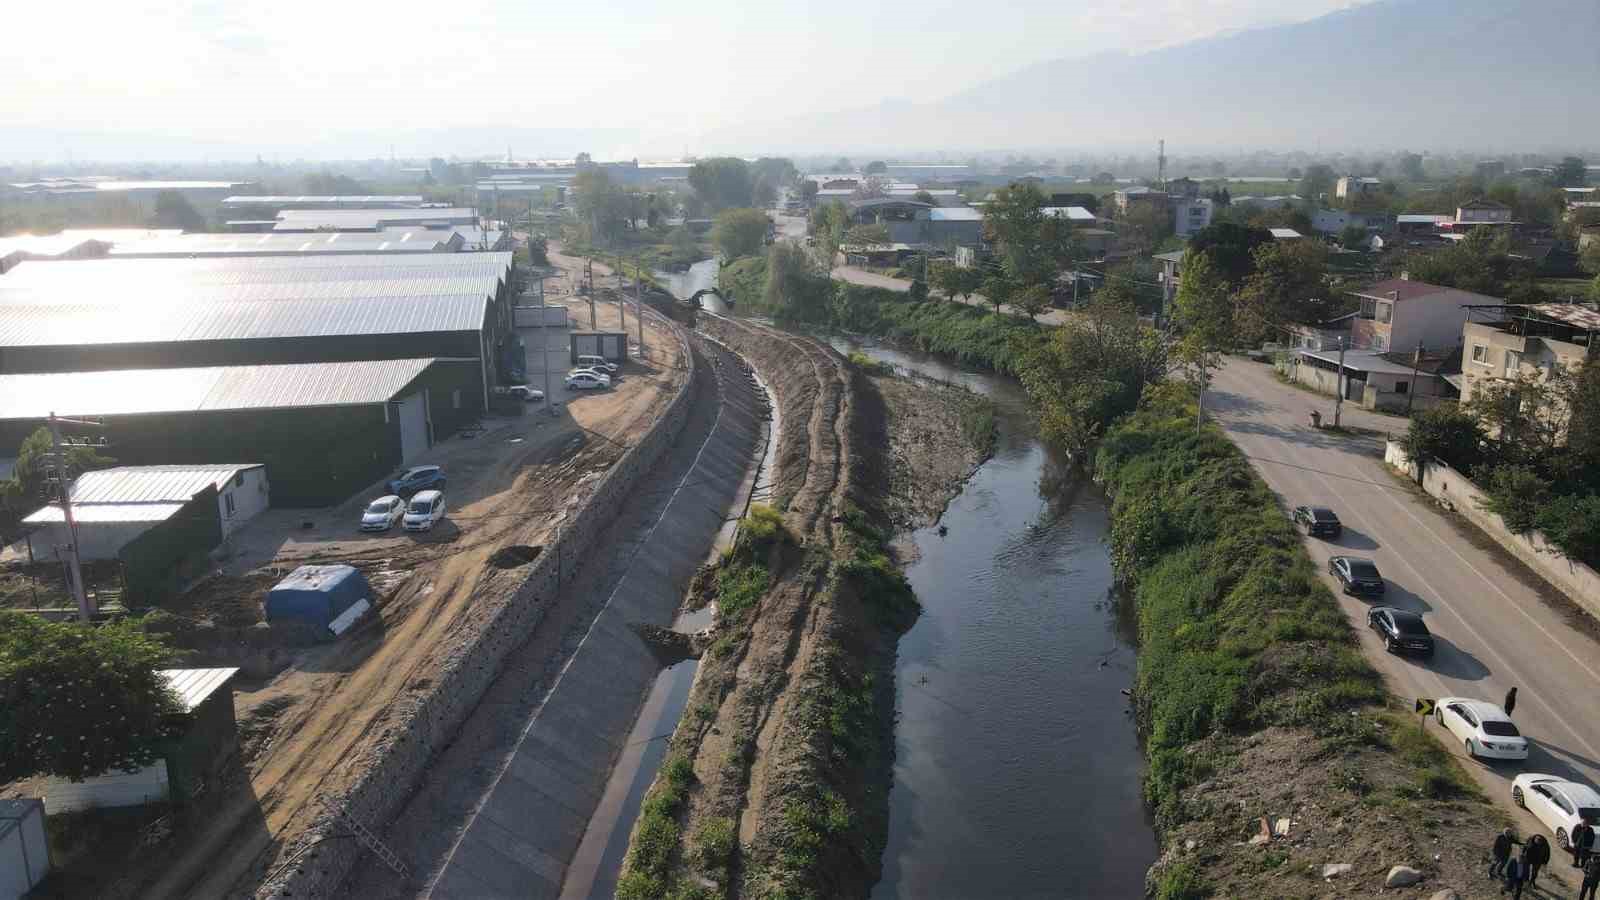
[610,316,911,899]
[853,370,991,536]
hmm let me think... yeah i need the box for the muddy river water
[830,338,1158,899]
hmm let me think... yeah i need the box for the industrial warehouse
[0,254,517,400]
[0,357,480,504]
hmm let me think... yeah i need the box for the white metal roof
[159,668,239,712]
[928,208,982,221]
[1270,228,1304,239]
[272,208,479,232]
[23,465,263,525]
[0,358,443,419]
[1043,207,1096,221]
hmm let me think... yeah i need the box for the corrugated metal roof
[928,208,982,221]
[1043,207,1096,221]
[107,230,460,257]
[0,358,442,419]
[68,465,263,505]
[1528,303,1600,330]
[159,668,239,712]
[0,254,508,345]
[25,502,188,524]
[272,208,479,231]
[222,195,423,206]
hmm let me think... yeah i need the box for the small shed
[41,667,240,813]
[570,331,628,364]
[265,564,370,629]
[1,799,50,900]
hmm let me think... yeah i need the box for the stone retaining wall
[259,307,696,898]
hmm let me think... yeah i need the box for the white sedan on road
[1513,775,1600,849]
[1435,697,1529,761]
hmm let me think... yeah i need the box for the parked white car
[1435,697,1529,760]
[403,490,446,531]
[502,384,545,401]
[566,371,610,390]
[359,495,405,532]
[576,354,619,374]
[1513,775,1600,849]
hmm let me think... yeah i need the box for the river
[830,337,1158,899]
[655,257,725,311]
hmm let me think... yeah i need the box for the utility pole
[585,258,597,330]
[635,256,645,357]
[619,267,628,343]
[47,413,93,622]
[1334,335,1347,429]
[1405,341,1424,417]
[1157,139,1167,193]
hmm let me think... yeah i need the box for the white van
[576,354,619,374]
[403,490,446,531]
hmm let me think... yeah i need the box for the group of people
[1492,821,1600,898]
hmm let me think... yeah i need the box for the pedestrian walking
[1493,827,1521,878]
[1582,853,1600,900]
[1526,834,1550,885]
[1503,854,1527,897]
[1504,686,1518,716]
[1578,818,1597,868]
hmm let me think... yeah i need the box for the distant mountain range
[694,0,1600,154]
[4,0,1596,164]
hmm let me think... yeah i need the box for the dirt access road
[124,284,685,898]
[1210,357,1600,880]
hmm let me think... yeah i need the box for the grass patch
[846,351,893,376]
[617,753,698,898]
[958,397,999,458]
[695,816,738,869]
[836,503,918,625]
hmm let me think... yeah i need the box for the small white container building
[0,799,50,900]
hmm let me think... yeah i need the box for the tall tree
[864,161,888,175]
[763,242,834,323]
[929,260,982,303]
[1399,153,1426,182]
[809,201,850,268]
[1188,223,1273,286]
[1,427,116,533]
[1235,239,1330,345]
[688,158,756,211]
[1298,164,1336,202]
[983,182,1078,291]
[152,191,205,231]
[0,612,181,782]
[1553,156,1588,188]
[1172,251,1233,431]
[712,208,770,260]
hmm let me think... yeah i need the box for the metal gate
[397,392,429,463]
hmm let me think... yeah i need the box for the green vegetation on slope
[1094,384,1386,826]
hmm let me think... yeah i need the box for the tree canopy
[152,191,205,231]
[0,612,182,782]
[688,158,756,212]
[1234,239,1330,346]
[1188,223,1274,286]
[712,208,770,260]
[982,182,1079,293]
[1,427,116,536]
[864,161,888,175]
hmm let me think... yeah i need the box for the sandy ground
[28,255,689,899]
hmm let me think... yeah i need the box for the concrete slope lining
[425,339,766,900]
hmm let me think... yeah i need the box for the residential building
[1455,198,1513,225]
[1347,278,1489,353]
[1155,250,1186,309]
[1075,228,1117,259]
[1174,198,1215,237]
[0,358,480,505]
[1460,303,1598,416]
[1284,312,1356,351]
[1234,194,1303,211]
[1312,208,1394,235]
[1287,346,1458,413]
[23,464,269,562]
[1396,213,1455,234]
[1113,186,1170,216]
[1563,187,1599,202]
[1335,176,1383,200]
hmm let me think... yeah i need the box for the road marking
[1222,407,1600,762]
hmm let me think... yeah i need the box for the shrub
[846,351,893,376]
[1155,862,1210,900]
[1479,464,1550,533]
[695,816,737,868]
[1534,493,1600,567]
[1401,406,1487,471]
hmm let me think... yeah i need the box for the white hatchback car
[566,371,610,390]
[359,495,405,532]
[403,490,446,531]
[1513,774,1600,849]
[576,354,619,374]
[1435,697,1528,760]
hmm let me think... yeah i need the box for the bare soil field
[3,257,688,899]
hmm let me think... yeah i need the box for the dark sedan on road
[1329,555,1386,596]
[1367,606,1434,656]
[1292,505,1343,538]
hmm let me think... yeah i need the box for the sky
[2,0,1378,159]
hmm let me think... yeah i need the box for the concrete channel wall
[1386,441,1600,620]
[425,337,768,898]
[261,306,697,899]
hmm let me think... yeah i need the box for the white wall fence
[1385,441,1600,620]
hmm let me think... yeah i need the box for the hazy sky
[5,0,1375,154]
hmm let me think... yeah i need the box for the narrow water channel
[831,337,1158,899]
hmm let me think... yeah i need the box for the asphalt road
[1210,357,1600,852]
